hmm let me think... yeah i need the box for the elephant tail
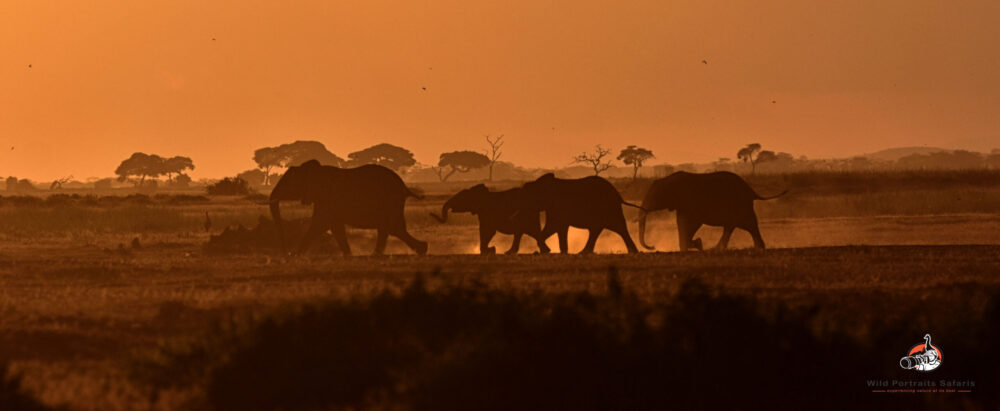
[755,189,788,201]
[405,186,425,200]
[621,200,650,212]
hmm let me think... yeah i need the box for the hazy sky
[2,0,998,180]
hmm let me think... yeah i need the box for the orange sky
[2,0,998,180]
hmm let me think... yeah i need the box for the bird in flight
[28,64,32,68]
[421,87,427,91]
[701,60,707,65]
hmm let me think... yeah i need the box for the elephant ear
[538,173,556,181]
[300,159,322,169]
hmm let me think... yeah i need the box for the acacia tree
[115,152,167,186]
[49,176,73,190]
[485,134,503,181]
[161,156,195,182]
[435,151,491,182]
[573,145,613,176]
[737,143,763,173]
[253,141,344,185]
[252,147,283,185]
[617,145,655,180]
[348,143,416,172]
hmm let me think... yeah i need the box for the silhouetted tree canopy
[172,173,192,188]
[617,145,655,179]
[161,156,195,181]
[572,144,613,176]
[254,141,345,184]
[114,153,195,186]
[238,169,281,187]
[4,177,37,191]
[756,150,777,163]
[115,153,166,185]
[485,134,504,181]
[737,143,763,173]
[435,151,491,181]
[348,143,416,171]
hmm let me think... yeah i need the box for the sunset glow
[2,0,998,180]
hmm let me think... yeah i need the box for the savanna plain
[1,170,999,410]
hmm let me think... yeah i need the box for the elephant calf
[638,171,786,251]
[431,184,550,255]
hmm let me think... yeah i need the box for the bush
[169,174,192,188]
[206,177,252,196]
[1,363,53,411]
[134,273,1000,410]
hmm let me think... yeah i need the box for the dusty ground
[0,190,998,409]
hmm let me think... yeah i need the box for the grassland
[0,171,998,409]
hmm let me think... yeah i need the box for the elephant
[520,173,642,254]
[430,184,550,255]
[637,171,786,251]
[268,160,428,256]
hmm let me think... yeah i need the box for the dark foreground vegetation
[114,272,1000,411]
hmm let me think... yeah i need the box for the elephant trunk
[430,198,452,223]
[638,208,656,250]
[269,199,286,251]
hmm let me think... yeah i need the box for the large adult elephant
[520,173,641,254]
[637,171,786,251]
[430,184,550,255]
[269,160,428,256]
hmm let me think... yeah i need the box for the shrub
[1,363,53,411]
[135,273,1000,410]
[93,178,114,190]
[169,173,192,188]
[206,177,252,196]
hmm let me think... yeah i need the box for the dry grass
[0,171,998,409]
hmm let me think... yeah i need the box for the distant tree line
[30,138,1000,193]
[242,141,417,186]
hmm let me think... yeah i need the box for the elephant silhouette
[269,160,427,256]
[430,184,550,255]
[637,171,786,251]
[520,173,642,254]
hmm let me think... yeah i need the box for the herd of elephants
[268,160,787,256]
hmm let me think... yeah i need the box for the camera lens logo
[899,333,942,372]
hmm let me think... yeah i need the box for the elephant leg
[387,212,428,255]
[296,219,328,255]
[373,229,388,256]
[392,229,428,255]
[329,224,351,256]
[609,214,640,254]
[505,232,523,255]
[537,220,561,254]
[480,227,497,255]
[580,228,602,254]
[525,224,551,254]
[677,212,703,251]
[713,226,735,250]
[557,227,570,254]
[676,212,693,251]
[532,234,551,254]
[690,223,703,251]
[744,215,766,250]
